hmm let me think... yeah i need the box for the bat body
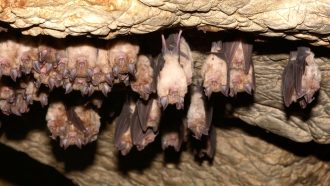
[201,41,228,97]
[223,39,255,97]
[157,31,187,109]
[282,47,321,108]
[131,55,155,100]
[187,85,213,139]
[114,97,135,155]
[130,97,161,151]
[0,37,19,79]
[46,102,101,149]
[91,48,112,88]
[67,42,98,81]
[17,38,39,75]
[108,40,139,77]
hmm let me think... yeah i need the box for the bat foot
[87,69,93,82]
[204,87,212,98]
[69,69,77,81]
[48,78,56,91]
[105,74,114,85]
[10,69,19,82]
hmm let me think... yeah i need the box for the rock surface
[0,0,329,46]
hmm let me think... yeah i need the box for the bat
[131,55,155,100]
[282,47,321,108]
[10,94,29,116]
[178,35,193,85]
[46,102,101,149]
[108,40,140,77]
[186,85,213,139]
[17,38,39,75]
[201,41,228,97]
[114,96,135,155]
[0,36,20,80]
[157,30,188,110]
[137,97,161,132]
[223,39,255,97]
[161,107,184,152]
[130,104,158,151]
[67,41,98,81]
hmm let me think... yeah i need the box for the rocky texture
[1,113,330,185]
[0,0,329,46]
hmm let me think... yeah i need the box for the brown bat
[187,85,213,140]
[223,39,255,97]
[131,55,156,100]
[157,30,188,110]
[17,37,39,75]
[67,41,98,81]
[108,40,139,77]
[114,96,135,155]
[282,47,321,108]
[201,41,228,97]
[0,37,20,80]
[130,104,159,151]
[46,102,101,149]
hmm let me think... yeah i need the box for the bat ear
[161,34,168,54]
[174,30,183,54]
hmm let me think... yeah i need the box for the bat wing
[223,41,240,69]
[282,51,297,107]
[114,99,132,149]
[295,47,309,97]
[241,41,253,74]
[66,106,87,135]
[199,124,216,158]
[136,98,153,132]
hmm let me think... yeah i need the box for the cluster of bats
[0,30,321,155]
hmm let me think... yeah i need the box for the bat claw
[106,74,114,85]
[64,82,73,94]
[33,61,41,73]
[160,97,168,110]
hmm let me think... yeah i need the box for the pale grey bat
[187,85,213,139]
[157,30,188,110]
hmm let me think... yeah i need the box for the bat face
[131,55,155,100]
[108,40,139,76]
[187,86,213,139]
[201,41,228,97]
[282,47,321,108]
[224,39,255,97]
[157,31,188,110]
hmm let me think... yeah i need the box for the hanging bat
[67,41,98,81]
[136,97,161,132]
[157,30,188,110]
[130,105,158,151]
[131,55,156,100]
[0,37,20,80]
[17,37,39,75]
[46,102,101,149]
[187,85,213,139]
[201,41,228,97]
[161,107,184,152]
[114,96,135,155]
[282,47,321,108]
[223,39,255,97]
[108,40,140,77]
